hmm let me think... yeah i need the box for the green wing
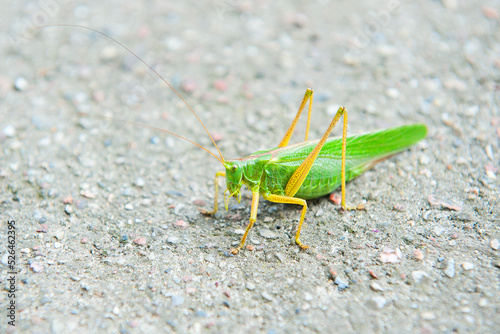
[263,124,427,199]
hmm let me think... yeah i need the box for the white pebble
[385,88,400,99]
[442,0,457,10]
[444,258,455,278]
[101,46,118,60]
[165,36,183,51]
[434,226,446,236]
[3,125,16,137]
[124,203,134,210]
[14,77,28,91]
[377,45,397,56]
[419,154,431,165]
[461,262,474,270]
[411,270,430,284]
[368,296,387,309]
[370,282,384,292]
[135,178,145,187]
[490,239,499,250]
[485,145,494,161]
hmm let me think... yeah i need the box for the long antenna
[78,113,224,164]
[33,24,225,163]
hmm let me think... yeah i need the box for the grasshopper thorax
[223,160,243,209]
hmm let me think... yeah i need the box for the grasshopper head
[223,160,243,210]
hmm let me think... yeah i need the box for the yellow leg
[263,194,309,249]
[231,191,259,254]
[285,107,347,198]
[200,171,225,215]
[278,88,314,147]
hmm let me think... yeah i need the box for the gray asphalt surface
[1,1,499,333]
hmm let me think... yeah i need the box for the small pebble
[167,236,180,244]
[246,282,256,291]
[54,230,64,240]
[329,193,341,205]
[135,178,145,187]
[433,226,446,236]
[1,253,8,265]
[14,77,28,91]
[444,258,456,278]
[193,199,205,206]
[334,277,349,291]
[393,204,405,212]
[259,229,278,239]
[421,311,436,320]
[62,196,73,204]
[490,239,500,250]
[368,296,387,309]
[211,131,224,143]
[173,220,188,228]
[171,295,185,307]
[181,80,197,93]
[462,262,474,270]
[37,224,49,233]
[245,244,255,251]
[444,79,466,91]
[478,298,488,307]
[3,125,16,137]
[413,249,424,260]
[54,242,61,249]
[213,79,227,91]
[377,45,397,56]
[186,287,196,294]
[234,229,245,235]
[81,237,88,244]
[261,291,273,301]
[133,237,146,246]
[101,46,119,60]
[20,248,31,254]
[482,6,499,19]
[65,205,73,215]
[411,270,430,284]
[316,254,327,261]
[124,203,134,210]
[204,254,216,263]
[380,246,402,263]
[385,88,400,99]
[370,282,384,292]
[419,154,431,165]
[30,262,45,273]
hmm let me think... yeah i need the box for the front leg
[200,171,225,216]
[230,191,259,254]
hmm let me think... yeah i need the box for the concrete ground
[1,1,499,333]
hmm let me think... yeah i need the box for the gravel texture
[1,1,499,333]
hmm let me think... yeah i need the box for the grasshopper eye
[231,165,238,172]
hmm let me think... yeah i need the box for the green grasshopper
[201,89,426,254]
[38,25,427,255]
